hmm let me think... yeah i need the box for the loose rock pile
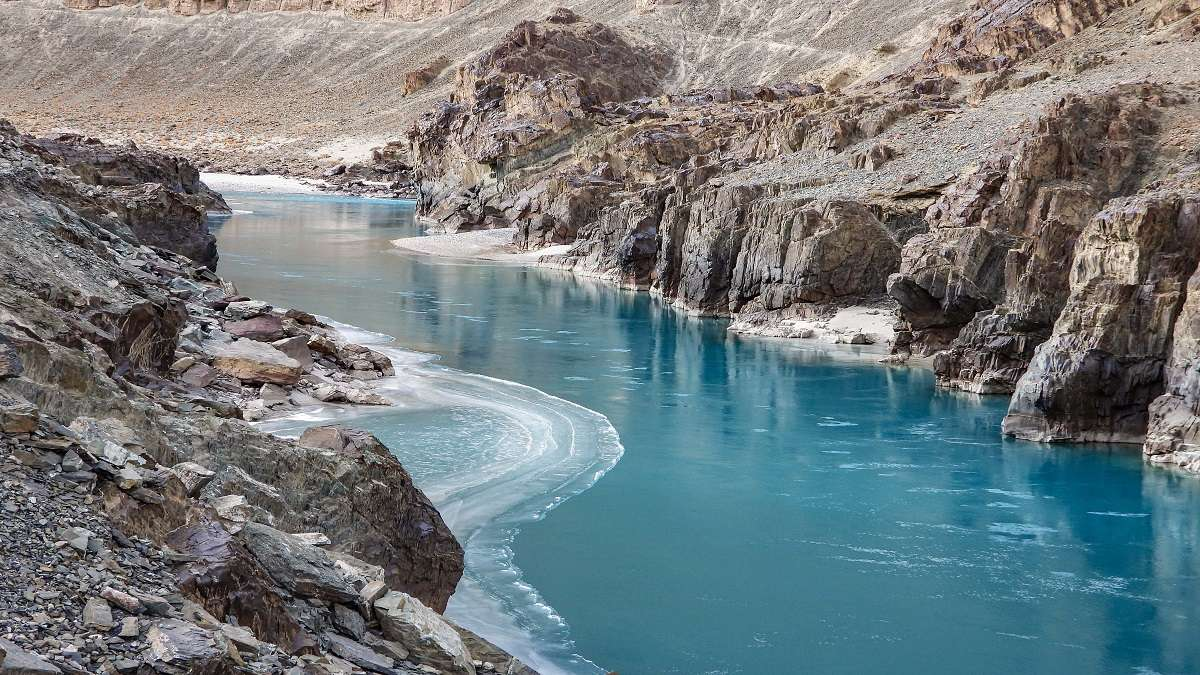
[0,123,535,673]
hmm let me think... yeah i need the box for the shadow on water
[211,193,1200,675]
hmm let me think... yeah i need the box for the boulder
[101,587,143,614]
[224,300,272,320]
[273,335,314,370]
[144,619,239,674]
[237,522,360,605]
[225,315,286,342]
[171,461,216,496]
[374,591,476,675]
[330,606,365,643]
[168,523,318,655]
[321,633,394,673]
[180,363,219,388]
[211,340,302,385]
[0,638,62,674]
[83,597,114,630]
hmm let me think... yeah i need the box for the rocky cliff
[1002,166,1200,444]
[889,85,1186,392]
[403,0,1200,469]
[0,122,535,674]
[11,128,228,269]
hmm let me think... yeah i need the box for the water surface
[212,193,1200,675]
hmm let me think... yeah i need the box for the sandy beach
[202,172,329,194]
[728,304,898,347]
[392,228,572,262]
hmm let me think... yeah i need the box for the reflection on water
[213,194,1200,675]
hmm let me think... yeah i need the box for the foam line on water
[294,319,620,675]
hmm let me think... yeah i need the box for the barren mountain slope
[0,0,968,172]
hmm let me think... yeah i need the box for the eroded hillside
[0,0,968,172]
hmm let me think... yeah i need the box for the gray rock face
[171,461,216,496]
[1003,182,1200,442]
[224,300,272,320]
[1146,254,1200,470]
[544,180,907,323]
[410,10,675,233]
[168,522,319,656]
[452,623,538,675]
[889,86,1172,392]
[83,597,115,630]
[173,423,464,613]
[917,0,1134,76]
[201,464,286,516]
[144,619,238,674]
[23,132,225,269]
[272,335,314,370]
[673,192,902,314]
[321,632,394,673]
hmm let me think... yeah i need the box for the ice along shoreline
[211,179,621,674]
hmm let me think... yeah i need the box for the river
[210,191,1200,675]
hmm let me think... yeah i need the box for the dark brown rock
[224,315,286,342]
[168,522,320,656]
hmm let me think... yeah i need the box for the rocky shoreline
[0,123,535,673]
[402,2,1200,471]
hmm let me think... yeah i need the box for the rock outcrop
[0,0,982,175]
[918,0,1136,76]
[410,8,676,232]
[21,131,228,269]
[0,122,532,673]
[1003,169,1200,443]
[888,85,1178,393]
[399,0,1200,470]
[407,12,952,344]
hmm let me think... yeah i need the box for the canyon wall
[405,0,1200,468]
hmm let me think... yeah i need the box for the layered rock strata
[10,127,228,269]
[888,85,1182,393]
[1003,168,1200,443]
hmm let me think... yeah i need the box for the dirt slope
[0,0,969,172]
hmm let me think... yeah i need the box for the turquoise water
[211,193,1200,675]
